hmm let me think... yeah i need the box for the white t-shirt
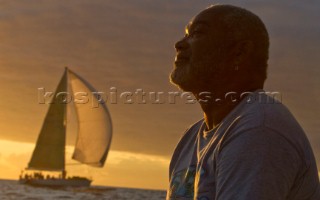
[167,91,320,200]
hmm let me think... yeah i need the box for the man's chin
[169,72,193,92]
[170,70,182,84]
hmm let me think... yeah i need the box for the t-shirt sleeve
[215,127,301,200]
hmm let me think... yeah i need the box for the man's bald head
[171,4,269,93]
[200,5,269,83]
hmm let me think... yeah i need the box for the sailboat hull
[19,178,91,187]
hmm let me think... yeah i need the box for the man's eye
[191,31,202,37]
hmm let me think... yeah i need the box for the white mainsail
[28,68,112,171]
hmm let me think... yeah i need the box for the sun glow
[0,139,169,190]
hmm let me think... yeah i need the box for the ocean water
[0,180,166,200]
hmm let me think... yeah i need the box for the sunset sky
[0,0,319,190]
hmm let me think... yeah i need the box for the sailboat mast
[63,67,69,176]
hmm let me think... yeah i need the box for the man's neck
[201,102,237,130]
[194,88,260,130]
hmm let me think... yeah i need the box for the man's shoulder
[234,91,303,134]
[222,91,313,162]
[187,119,204,133]
[169,119,203,175]
[218,91,311,155]
[176,118,204,145]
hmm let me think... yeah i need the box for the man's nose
[174,37,189,51]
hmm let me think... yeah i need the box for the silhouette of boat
[19,68,112,187]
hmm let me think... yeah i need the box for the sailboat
[19,68,112,187]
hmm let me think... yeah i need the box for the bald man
[167,5,320,200]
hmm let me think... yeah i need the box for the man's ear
[232,40,254,65]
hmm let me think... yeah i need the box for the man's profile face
[170,9,230,92]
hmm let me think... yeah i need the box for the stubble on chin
[169,65,193,91]
[170,60,224,93]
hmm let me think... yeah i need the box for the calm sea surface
[0,179,166,200]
